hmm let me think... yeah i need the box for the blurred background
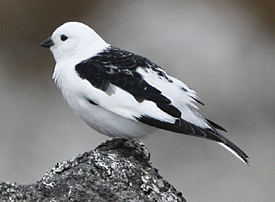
[0,0,274,201]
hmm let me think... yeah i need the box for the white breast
[53,61,155,138]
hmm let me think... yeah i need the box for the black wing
[75,46,181,118]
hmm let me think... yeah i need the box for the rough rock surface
[0,138,186,201]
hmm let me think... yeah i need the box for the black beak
[40,37,54,48]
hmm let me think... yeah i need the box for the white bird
[41,22,248,164]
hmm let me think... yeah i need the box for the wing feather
[76,47,221,137]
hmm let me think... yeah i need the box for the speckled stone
[0,138,186,202]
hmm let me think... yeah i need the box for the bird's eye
[61,35,68,41]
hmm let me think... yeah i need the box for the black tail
[137,115,249,164]
[217,136,249,165]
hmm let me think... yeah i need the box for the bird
[40,22,248,164]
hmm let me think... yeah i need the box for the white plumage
[41,22,248,164]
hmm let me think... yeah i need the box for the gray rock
[0,138,186,202]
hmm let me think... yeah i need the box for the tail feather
[187,122,249,165]
[187,120,249,165]
[136,115,249,164]
[218,139,249,165]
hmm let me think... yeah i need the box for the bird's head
[41,22,108,62]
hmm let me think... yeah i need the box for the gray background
[0,1,274,201]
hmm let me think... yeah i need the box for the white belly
[66,94,155,138]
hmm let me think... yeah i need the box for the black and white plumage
[41,22,248,164]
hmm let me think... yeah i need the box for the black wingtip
[206,119,227,132]
[190,96,205,106]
